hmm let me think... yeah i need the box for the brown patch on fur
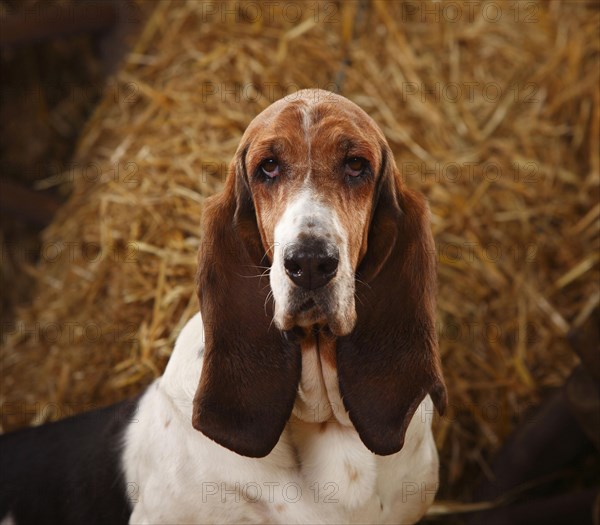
[275,504,285,513]
[345,462,359,482]
[299,328,316,351]
[317,331,337,367]
[164,418,171,428]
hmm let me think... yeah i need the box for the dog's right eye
[260,159,280,179]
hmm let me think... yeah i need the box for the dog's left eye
[345,157,367,178]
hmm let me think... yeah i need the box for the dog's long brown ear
[337,146,447,456]
[191,151,301,458]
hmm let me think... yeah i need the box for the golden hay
[1,0,598,497]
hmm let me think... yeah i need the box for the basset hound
[0,89,446,525]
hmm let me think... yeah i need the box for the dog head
[192,89,446,457]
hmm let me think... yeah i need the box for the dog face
[240,91,385,337]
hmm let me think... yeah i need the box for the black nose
[284,242,339,290]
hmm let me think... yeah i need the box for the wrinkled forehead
[240,91,386,168]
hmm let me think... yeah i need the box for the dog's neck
[292,330,352,427]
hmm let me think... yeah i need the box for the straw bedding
[1,0,598,498]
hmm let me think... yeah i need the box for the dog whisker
[264,290,274,317]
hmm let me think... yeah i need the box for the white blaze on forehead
[300,104,312,181]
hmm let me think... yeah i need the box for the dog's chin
[275,300,356,339]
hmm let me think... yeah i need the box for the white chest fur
[123,314,439,524]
